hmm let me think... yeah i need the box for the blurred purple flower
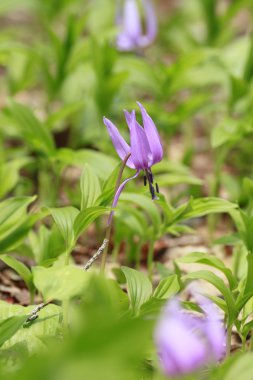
[116,0,157,51]
[103,102,163,210]
[154,298,226,377]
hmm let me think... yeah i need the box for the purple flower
[116,0,157,51]
[154,298,226,377]
[103,102,163,209]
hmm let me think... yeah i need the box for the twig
[24,239,109,325]
[83,238,109,271]
[24,301,51,326]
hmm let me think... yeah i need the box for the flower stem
[63,245,73,330]
[100,153,131,272]
[226,325,232,356]
[147,239,155,280]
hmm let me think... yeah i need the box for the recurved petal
[155,310,207,376]
[200,299,226,361]
[129,111,153,169]
[139,0,157,47]
[103,117,135,168]
[123,0,142,41]
[137,102,163,164]
[117,34,136,51]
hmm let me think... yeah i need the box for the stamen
[156,183,160,193]
[148,169,154,183]
[144,175,147,186]
[150,184,156,200]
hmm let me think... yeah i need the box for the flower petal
[103,117,135,169]
[137,102,163,164]
[117,34,136,51]
[123,0,142,42]
[124,109,134,127]
[200,299,226,361]
[129,111,153,169]
[139,0,157,47]
[155,301,207,376]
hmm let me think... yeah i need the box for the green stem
[63,245,72,330]
[226,325,232,357]
[249,333,253,351]
[100,153,131,272]
[147,239,155,280]
[135,240,142,270]
[244,251,253,295]
[208,146,228,241]
[112,241,120,262]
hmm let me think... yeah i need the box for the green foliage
[1,0,253,377]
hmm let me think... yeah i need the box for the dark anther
[144,175,147,186]
[155,183,160,193]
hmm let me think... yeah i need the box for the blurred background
[1,1,253,379]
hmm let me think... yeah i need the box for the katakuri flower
[154,298,226,377]
[103,102,163,209]
[116,0,157,51]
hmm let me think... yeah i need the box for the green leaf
[46,101,84,128]
[0,196,37,252]
[0,300,60,352]
[0,254,34,293]
[0,315,27,347]
[183,270,236,324]
[121,267,152,314]
[155,173,202,186]
[153,275,180,299]
[54,148,117,180]
[80,164,101,210]
[48,206,79,248]
[176,252,236,289]
[176,197,237,222]
[120,193,162,233]
[32,265,91,301]
[213,353,253,380]
[73,206,109,241]
[6,101,55,156]
[0,158,31,199]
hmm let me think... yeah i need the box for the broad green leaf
[121,267,152,314]
[33,265,91,301]
[213,353,253,380]
[236,290,253,314]
[46,101,84,128]
[155,173,202,186]
[115,207,148,238]
[29,225,65,265]
[0,158,31,199]
[102,163,121,193]
[242,320,253,339]
[6,101,55,156]
[73,206,109,241]
[0,300,60,352]
[177,197,237,222]
[48,206,79,248]
[183,270,236,324]
[80,164,101,210]
[177,252,236,289]
[153,275,180,299]
[0,315,27,347]
[54,148,117,180]
[120,193,161,233]
[0,196,37,252]
[0,254,34,293]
